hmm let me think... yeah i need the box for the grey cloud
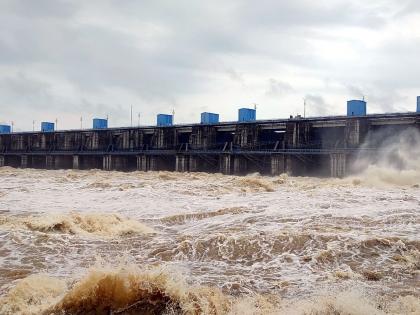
[345,84,409,113]
[225,68,245,84]
[266,79,293,97]
[304,94,332,117]
[0,0,78,19]
[395,0,420,16]
[0,72,53,109]
[236,0,390,29]
[0,0,418,129]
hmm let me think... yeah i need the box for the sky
[0,0,419,131]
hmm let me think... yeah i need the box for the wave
[236,177,275,192]
[160,207,248,225]
[0,265,229,315]
[0,264,418,315]
[346,165,420,187]
[0,212,155,237]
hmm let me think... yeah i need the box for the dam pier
[0,112,418,177]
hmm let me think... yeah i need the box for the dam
[0,111,419,177]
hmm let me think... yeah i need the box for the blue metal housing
[417,96,420,112]
[0,125,11,134]
[347,100,367,116]
[238,108,256,122]
[157,114,173,126]
[93,118,108,129]
[201,112,219,124]
[41,122,55,132]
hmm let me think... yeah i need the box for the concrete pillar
[286,122,311,148]
[330,153,346,178]
[149,156,158,171]
[189,155,198,172]
[64,134,72,150]
[156,130,167,148]
[239,129,248,147]
[219,154,232,174]
[21,155,28,168]
[137,155,148,171]
[138,155,143,171]
[122,131,130,150]
[176,155,188,172]
[103,155,113,171]
[73,155,80,169]
[92,132,99,150]
[46,156,55,169]
[345,119,368,148]
[233,156,248,175]
[137,155,159,171]
[41,135,47,150]
[271,155,285,175]
[0,155,4,167]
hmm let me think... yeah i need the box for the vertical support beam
[175,155,188,172]
[219,154,232,175]
[155,129,172,149]
[175,155,181,172]
[64,134,72,150]
[239,128,248,147]
[103,155,113,171]
[189,155,198,172]
[233,156,248,175]
[137,155,143,171]
[0,155,4,167]
[122,131,130,150]
[285,122,311,149]
[73,155,80,169]
[345,119,369,148]
[41,135,47,150]
[137,155,149,171]
[92,132,99,150]
[149,156,158,171]
[46,155,55,169]
[21,155,28,168]
[271,155,285,175]
[330,153,346,178]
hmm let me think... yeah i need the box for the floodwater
[0,167,418,314]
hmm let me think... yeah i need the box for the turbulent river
[0,167,419,314]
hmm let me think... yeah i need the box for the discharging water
[0,167,419,314]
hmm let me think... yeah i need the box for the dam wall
[0,113,418,177]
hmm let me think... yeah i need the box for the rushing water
[0,167,418,314]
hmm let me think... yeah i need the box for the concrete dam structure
[0,112,419,177]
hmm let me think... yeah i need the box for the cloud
[304,94,333,117]
[0,0,418,130]
[266,79,294,97]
